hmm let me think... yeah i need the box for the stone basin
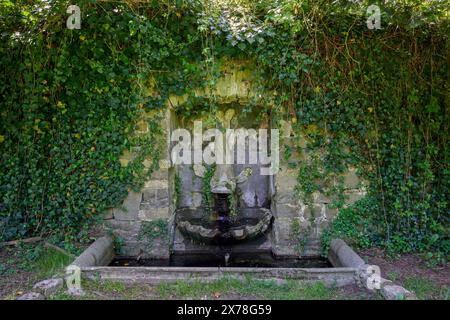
[175,207,273,244]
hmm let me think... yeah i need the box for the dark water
[109,253,332,268]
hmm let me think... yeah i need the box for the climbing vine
[0,0,448,263]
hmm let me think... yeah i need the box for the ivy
[0,0,448,263]
[138,219,168,249]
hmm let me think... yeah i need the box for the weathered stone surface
[192,192,202,208]
[344,191,365,205]
[234,163,270,208]
[274,203,301,219]
[178,165,195,207]
[271,217,297,257]
[214,65,253,100]
[274,191,296,205]
[138,208,169,221]
[113,191,142,221]
[144,179,168,189]
[81,265,357,286]
[142,189,157,202]
[17,292,45,300]
[343,168,360,189]
[156,188,169,200]
[33,278,63,297]
[102,208,114,220]
[105,220,141,240]
[121,240,170,259]
[275,170,297,192]
[301,237,321,257]
[328,238,365,268]
[150,169,169,180]
[105,220,140,232]
[119,150,136,167]
[71,236,114,268]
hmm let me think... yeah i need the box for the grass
[45,276,355,300]
[0,243,73,299]
[403,276,449,300]
[156,276,346,300]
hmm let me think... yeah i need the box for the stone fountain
[175,164,273,244]
[174,108,273,247]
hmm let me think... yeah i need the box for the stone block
[313,192,331,204]
[159,159,171,169]
[156,188,169,200]
[151,169,169,180]
[140,196,169,208]
[119,150,136,167]
[105,220,141,240]
[271,216,305,258]
[274,191,296,204]
[120,240,170,259]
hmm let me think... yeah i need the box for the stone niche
[103,60,366,259]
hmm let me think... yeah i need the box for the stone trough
[62,236,416,300]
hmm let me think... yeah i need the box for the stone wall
[103,59,366,259]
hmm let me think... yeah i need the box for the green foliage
[290,218,309,255]
[138,219,168,247]
[0,0,448,261]
[4,243,72,278]
[174,172,182,208]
